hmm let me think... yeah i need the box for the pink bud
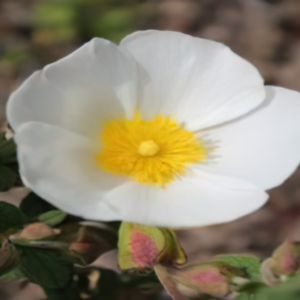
[130,230,160,268]
[173,265,230,298]
[270,241,300,276]
[18,223,60,240]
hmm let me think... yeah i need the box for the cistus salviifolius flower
[6,30,300,228]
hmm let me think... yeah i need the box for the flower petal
[121,30,265,130]
[202,86,300,190]
[101,171,268,228]
[7,38,140,137]
[15,122,126,220]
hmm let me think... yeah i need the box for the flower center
[96,112,207,186]
[138,140,160,157]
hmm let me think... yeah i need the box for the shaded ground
[1,0,300,299]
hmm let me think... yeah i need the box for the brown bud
[70,242,97,254]
[69,226,115,264]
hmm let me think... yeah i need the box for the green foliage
[0,267,25,281]
[95,269,119,299]
[216,254,262,282]
[0,135,17,165]
[237,276,300,300]
[34,3,76,27]
[0,202,28,233]
[17,246,73,289]
[0,134,18,191]
[38,210,67,226]
[32,0,146,45]
[2,49,30,66]
[33,3,77,44]
[92,7,136,42]
[20,192,56,218]
[0,166,18,191]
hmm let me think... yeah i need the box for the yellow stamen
[96,112,207,186]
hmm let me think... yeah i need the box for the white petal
[7,38,140,137]
[202,86,300,190]
[15,122,126,220]
[121,30,265,130]
[101,171,268,228]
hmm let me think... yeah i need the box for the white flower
[7,30,300,228]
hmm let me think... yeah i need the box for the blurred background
[1,0,300,299]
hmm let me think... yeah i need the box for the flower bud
[17,223,60,240]
[269,241,300,277]
[69,242,93,253]
[69,225,116,264]
[171,264,231,298]
[118,223,186,270]
[0,240,19,273]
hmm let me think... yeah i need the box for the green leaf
[0,166,18,191]
[0,267,25,281]
[96,269,119,299]
[236,292,265,300]
[38,210,67,226]
[17,246,73,289]
[20,192,56,218]
[237,277,300,300]
[44,269,119,300]
[93,7,135,42]
[236,283,267,300]
[0,202,27,233]
[0,135,18,192]
[0,135,17,165]
[216,255,261,282]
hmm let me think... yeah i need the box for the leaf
[236,292,264,300]
[20,192,56,218]
[0,135,18,191]
[0,202,28,233]
[17,246,73,289]
[38,210,67,226]
[0,267,25,281]
[216,255,261,282]
[236,283,268,300]
[237,277,300,300]
[0,165,18,191]
[96,269,119,299]
[0,135,17,165]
